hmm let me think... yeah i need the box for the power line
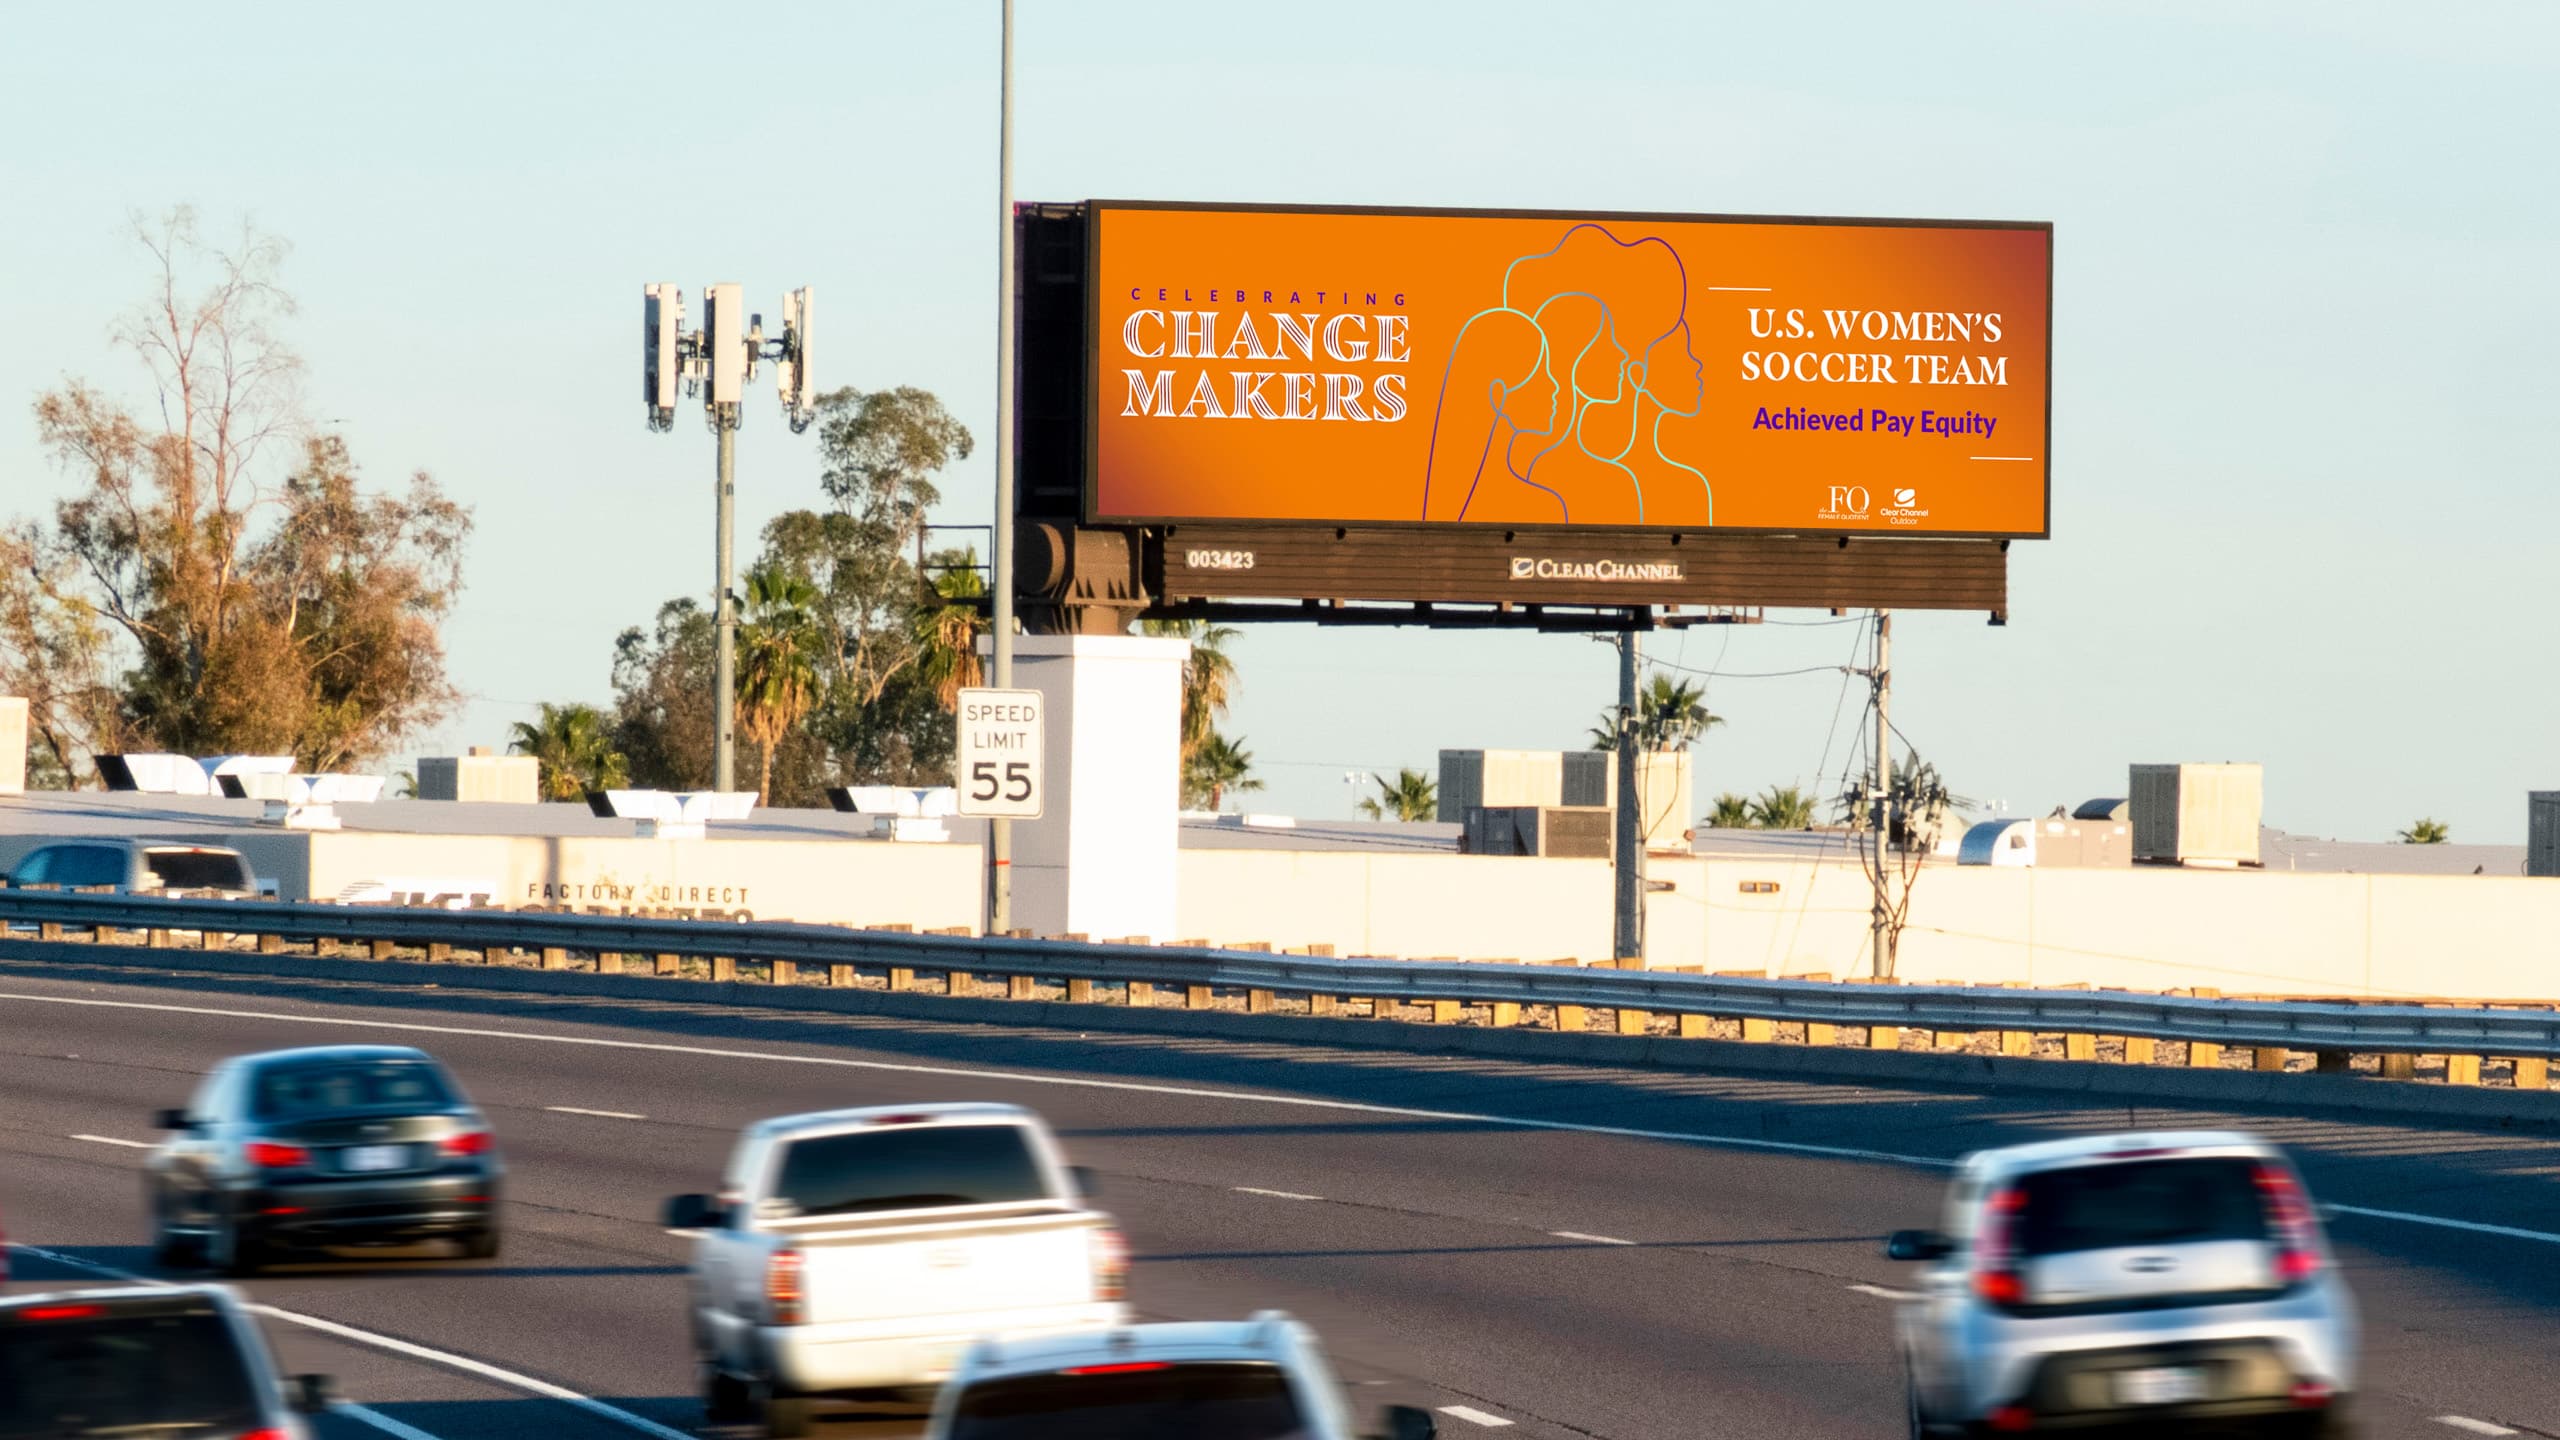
[1646,658,1849,681]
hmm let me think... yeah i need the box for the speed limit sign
[954,688,1044,818]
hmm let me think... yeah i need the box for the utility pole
[1612,609,1646,962]
[640,283,816,796]
[712,420,738,794]
[988,0,1018,935]
[1870,608,1893,976]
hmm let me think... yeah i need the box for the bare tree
[1,209,470,780]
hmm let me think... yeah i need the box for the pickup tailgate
[786,1209,1103,1326]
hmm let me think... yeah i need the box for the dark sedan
[145,1045,503,1275]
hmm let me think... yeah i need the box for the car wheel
[702,1364,751,1425]
[759,1380,813,1439]
[148,1190,202,1269]
[210,1218,266,1278]
[460,1227,501,1261]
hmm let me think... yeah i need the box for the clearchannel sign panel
[1087,203,2050,538]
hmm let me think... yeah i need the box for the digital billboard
[1088,202,2050,539]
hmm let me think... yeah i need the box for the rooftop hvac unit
[1559,751,1611,808]
[2130,763,2262,867]
[1463,805,1612,859]
[2531,792,2560,879]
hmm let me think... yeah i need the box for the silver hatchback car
[1886,1130,2356,1436]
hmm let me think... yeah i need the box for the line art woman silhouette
[1420,224,1712,526]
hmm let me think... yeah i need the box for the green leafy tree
[1749,784,1818,830]
[912,547,986,712]
[2397,818,2450,844]
[1590,673,1724,752]
[509,701,628,802]
[1184,732,1261,812]
[1140,617,1240,763]
[734,563,823,805]
[1705,791,1755,829]
[1357,768,1437,822]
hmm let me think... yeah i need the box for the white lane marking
[2327,1204,2560,1248]
[342,1403,448,1440]
[545,1105,646,1120]
[1549,1231,1636,1246]
[70,1133,152,1149]
[10,1243,691,1440]
[0,991,1953,1170]
[1233,1186,1323,1201]
[2433,1418,2517,1436]
[1848,1283,1919,1301]
[1439,1405,1516,1428]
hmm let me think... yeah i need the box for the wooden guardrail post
[2513,1057,2550,1090]
[258,933,284,955]
[427,942,452,963]
[948,968,973,997]
[771,959,799,986]
[541,946,571,970]
[370,938,397,961]
[710,955,736,982]
[1128,979,1155,1006]
[2251,1047,2289,1072]
[829,963,856,987]
[1868,1025,1901,1050]
[2444,1053,2483,1086]
[38,921,62,941]
[1247,988,1276,1014]
[2379,1052,2417,1080]
[1066,977,1095,1004]
[887,965,914,991]
[2120,1037,2157,1064]
[654,953,680,976]
[1010,974,1037,1000]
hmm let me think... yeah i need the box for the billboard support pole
[1870,609,1893,977]
[1613,611,1645,963]
[988,0,1018,937]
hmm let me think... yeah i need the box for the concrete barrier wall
[1181,848,2560,999]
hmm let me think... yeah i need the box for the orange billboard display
[1087,202,2050,538]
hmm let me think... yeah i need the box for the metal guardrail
[2,888,2557,1063]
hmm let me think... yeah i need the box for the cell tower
[640,283,817,795]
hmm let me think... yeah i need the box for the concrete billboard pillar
[0,697,27,794]
[999,634,1187,941]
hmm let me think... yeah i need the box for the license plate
[341,1144,408,1172]
[2114,1366,2206,1406]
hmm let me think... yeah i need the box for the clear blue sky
[4,2,2552,840]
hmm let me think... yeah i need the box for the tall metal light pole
[988,0,1019,934]
[642,283,817,795]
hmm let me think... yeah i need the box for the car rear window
[144,849,253,891]
[769,1124,1048,1217]
[949,1362,1307,1440]
[2015,1157,2269,1257]
[0,1305,265,1439]
[252,1060,457,1119]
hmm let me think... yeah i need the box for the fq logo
[1824,485,1870,517]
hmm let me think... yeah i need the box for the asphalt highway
[5,954,2559,1439]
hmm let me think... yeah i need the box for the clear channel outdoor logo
[1879,486,1930,526]
[1509,556,1685,583]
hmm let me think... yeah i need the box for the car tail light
[245,1141,309,1169]
[19,1304,105,1321]
[1971,1186,2027,1306]
[2254,1163,2322,1285]
[2291,1380,2334,1408]
[1091,1226,1129,1303]
[441,1130,493,1158]
[241,1430,290,1440]
[767,1248,805,1325]
[1063,1361,1171,1375]
[1987,1404,2033,1432]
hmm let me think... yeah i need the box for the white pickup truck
[666,1102,1130,1437]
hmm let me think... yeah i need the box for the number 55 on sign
[954,688,1044,819]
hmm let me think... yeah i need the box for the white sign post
[955,688,1044,819]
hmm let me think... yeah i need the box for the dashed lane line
[1548,1231,1637,1246]
[544,1106,647,1120]
[1233,1186,1324,1201]
[1847,1283,1919,1301]
[1440,1405,1517,1428]
[2433,1418,2517,1436]
[9,1243,693,1440]
[70,1134,153,1148]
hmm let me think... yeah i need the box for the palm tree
[1357,768,1437,822]
[1140,617,1239,761]
[2398,817,2450,845]
[734,563,823,805]
[1704,791,1755,829]
[509,702,629,802]
[912,547,986,711]
[1749,783,1818,830]
[1185,732,1261,811]
[1589,674,1725,752]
